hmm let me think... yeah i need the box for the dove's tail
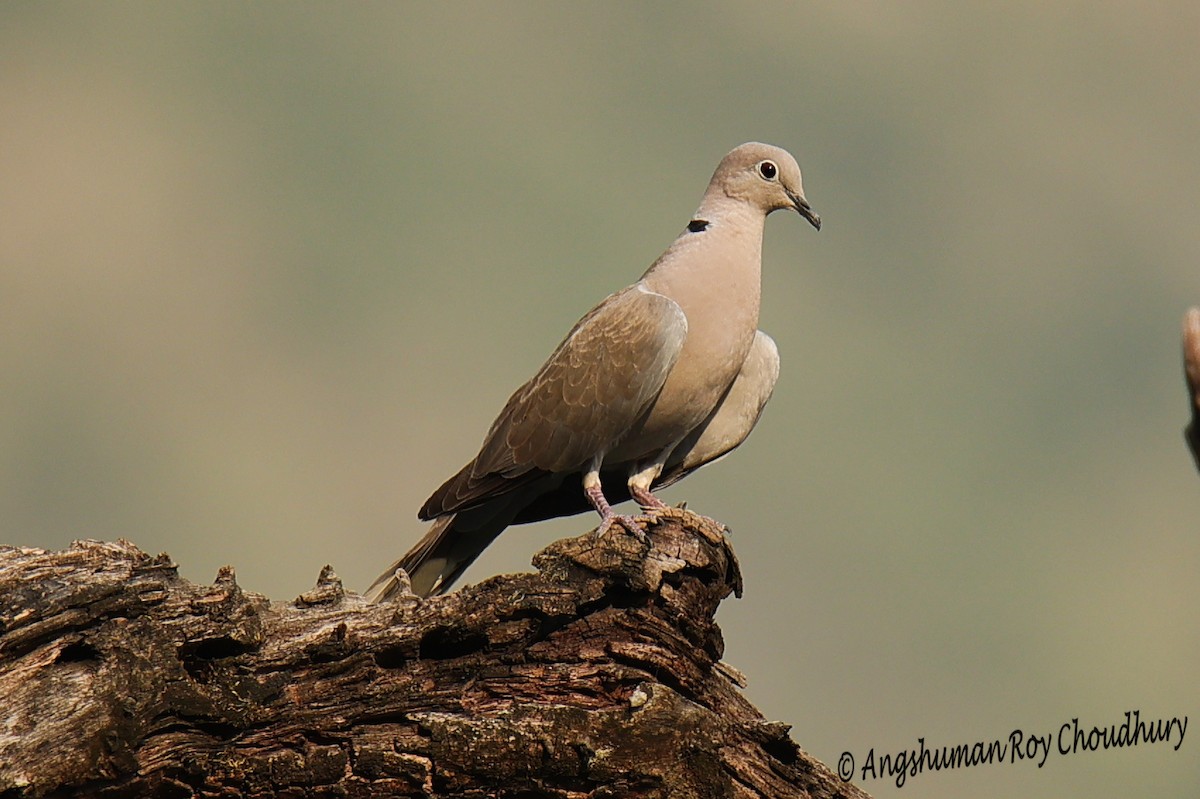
[367,498,523,600]
[368,512,500,600]
[370,472,577,600]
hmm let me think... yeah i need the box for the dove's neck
[639,197,766,323]
[618,195,768,452]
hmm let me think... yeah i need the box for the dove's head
[708,142,820,230]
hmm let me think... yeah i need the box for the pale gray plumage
[655,330,780,489]
[370,142,818,600]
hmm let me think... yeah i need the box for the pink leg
[629,483,668,510]
[584,483,647,541]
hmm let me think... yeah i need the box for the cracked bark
[1183,307,1200,471]
[0,508,870,799]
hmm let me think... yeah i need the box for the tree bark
[0,507,870,799]
[1183,307,1200,471]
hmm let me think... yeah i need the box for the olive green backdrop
[2,3,1197,796]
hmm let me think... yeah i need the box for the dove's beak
[789,192,821,230]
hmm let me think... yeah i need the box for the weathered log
[0,508,870,799]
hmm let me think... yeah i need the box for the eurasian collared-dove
[370,142,819,599]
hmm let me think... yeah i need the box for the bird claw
[629,484,668,511]
[595,512,648,543]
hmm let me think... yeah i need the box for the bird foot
[636,504,729,545]
[585,480,649,542]
[595,512,648,543]
[629,484,668,512]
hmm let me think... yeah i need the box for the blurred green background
[2,3,1197,796]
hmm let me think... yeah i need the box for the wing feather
[420,285,686,519]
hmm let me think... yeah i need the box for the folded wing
[420,285,688,520]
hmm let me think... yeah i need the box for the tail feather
[370,511,503,600]
[371,475,567,601]
[368,514,463,600]
[368,496,527,600]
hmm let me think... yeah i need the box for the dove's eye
[757,160,778,180]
